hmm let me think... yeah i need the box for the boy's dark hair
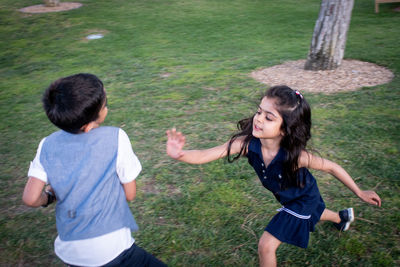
[42,73,105,134]
[227,85,312,190]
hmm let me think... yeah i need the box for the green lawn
[0,0,399,266]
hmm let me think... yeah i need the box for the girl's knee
[258,232,280,255]
[258,240,274,255]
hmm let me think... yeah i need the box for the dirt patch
[141,180,160,195]
[251,59,394,94]
[19,2,82,13]
[140,179,181,196]
[160,72,173,78]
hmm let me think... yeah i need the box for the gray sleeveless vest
[40,126,138,241]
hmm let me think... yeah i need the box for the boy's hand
[166,128,185,159]
[45,185,55,196]
[358,190,381,207]
[43,184,56,207]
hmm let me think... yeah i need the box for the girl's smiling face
[252,97,284,140]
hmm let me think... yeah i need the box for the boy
[22,73,167,267]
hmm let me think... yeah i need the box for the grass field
[0,0,399,266]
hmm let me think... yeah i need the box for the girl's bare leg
[320,208,340,223]
[258,231,282,267]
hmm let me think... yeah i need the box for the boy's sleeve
[27,138,48,183]
[117,129,142,184]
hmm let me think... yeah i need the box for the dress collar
[249,137,285,168]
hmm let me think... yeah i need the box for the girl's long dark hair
[227,85,312,189]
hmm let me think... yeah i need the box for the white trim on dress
[277,207,311,220]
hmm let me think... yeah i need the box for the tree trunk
[44,0,60,7]
[304,0,354,71]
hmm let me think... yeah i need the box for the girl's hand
[166,128,186,159]
[358,190,381,207]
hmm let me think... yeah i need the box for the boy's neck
[81,122,101,133]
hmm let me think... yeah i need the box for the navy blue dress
[247,138,325,248]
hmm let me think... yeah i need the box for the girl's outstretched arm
[299,151,381,207]
[166,128,243,164]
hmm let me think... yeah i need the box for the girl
[166,85,381,267]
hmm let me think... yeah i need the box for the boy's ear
[81,122,94,133]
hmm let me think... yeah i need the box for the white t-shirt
[28,129,142,266]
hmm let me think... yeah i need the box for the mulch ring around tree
[251,59,394,94]
[19,2,82,13]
